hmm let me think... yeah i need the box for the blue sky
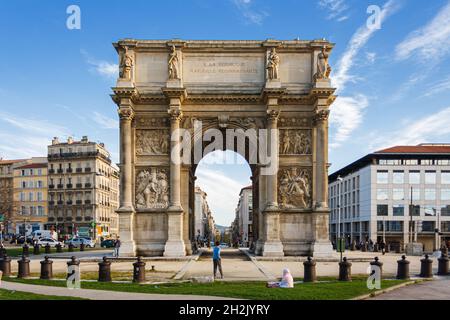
[1,0,450,225]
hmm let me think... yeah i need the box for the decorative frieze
[278,117,311,128]
[279,129,312,155]
[135,168,169,209]
[136,130,170,155]
[278,167,312,209]
[136,117,170,128]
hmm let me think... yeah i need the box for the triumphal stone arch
[111,39,336,257]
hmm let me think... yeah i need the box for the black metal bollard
[33,244,40,255]
[338,257,352,281]
[0,254,11,277]
[361,243,367,252]
[56,243,63,253]
[419,254,433,278]
[45,244,51,254]
[385,243,390,253]
[66,256,80,280]
[303,256,317,283]
[68,243,74,252]
[350,240,356,251]
[438,252,449,276]
[133,256,146,283]
[396,255,410,280]
[22,244,29,256]
[98,256,111,282]
[370,256,384,279]
[40,256,53,280]
[80,243,85,252]
[17,255,30,278]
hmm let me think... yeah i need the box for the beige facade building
[47,136,119,239]
[112,39,336,257]
[193,187,215,243]
[12,159,49,235]
[0,159,27,235]
[234,186,253,247]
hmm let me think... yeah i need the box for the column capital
[111,87,138,105]
[314,109,330,123]
[267,109,280,122]
[162,87,187,102]
[118,106,135,121]
[168,109,183,122]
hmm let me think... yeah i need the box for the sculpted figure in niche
[136,168,169,209]
[315,46,331,80]
[168,45,180,80]
[119,46,133,80]
[136,130,169,155]
[279,168,311,209]
[266,48,280,80]
[279,130,312,154]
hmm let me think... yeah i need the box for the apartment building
[329,144,450,252]
[47,136,119,239]
[12,159,48,235]
[233,185,253,247]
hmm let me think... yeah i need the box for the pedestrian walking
[114,236,121,257]
[212,241,223,279]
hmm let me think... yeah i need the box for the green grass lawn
[4,276,407,300]
[0,288,84,300]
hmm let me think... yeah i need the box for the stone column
[315,109,329,209]
[311,108,333,258]
[261,109,284,257]
[117,105,136,256]
[163,107,186,257]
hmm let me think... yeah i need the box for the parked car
[66,237,95,248]
[37,238,65,248]
[101,239,115,248]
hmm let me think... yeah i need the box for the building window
[421,221,435,232]
[21,181,26,188]
[424,206,437,216]
[393,189,404,200]
[442,171,450,184]
[441,189,450,201]
[393,171,404,184]
[425,189,436,201]
[421,159,434,165]
[29,192,33,201]
[37,192,42,201]
[441,205,450,216]
[409,171,420,184]
[425,171,436,184]
[38,206,44,216]
[410,188,420,201]
[377,189,389,201]
[37,180,43,188]
[404,159,419,165]
[393,205,404,216]
[377,205,388,216]
[409,205,420,216]
[377,171,388,184]
[37,169,42,176]
[20,192,25,201]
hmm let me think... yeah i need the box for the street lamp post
[337,176,344,262]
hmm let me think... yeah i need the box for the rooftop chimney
[81,136,88,143]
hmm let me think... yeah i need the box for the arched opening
[192,150,253,250]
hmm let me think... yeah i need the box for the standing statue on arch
[266,48,280,80]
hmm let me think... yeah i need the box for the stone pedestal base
[261,241,284,257]
[119,241,136,257]
[311,241,334,258]
[313,78,331,88]
[163,240,186,257]
[405,242,423,256]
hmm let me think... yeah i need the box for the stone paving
[370,279,450,300]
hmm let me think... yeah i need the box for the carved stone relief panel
[279,129,312,155]
[135,168,169,209]
[136,130,169,155]
[278,167,312,209]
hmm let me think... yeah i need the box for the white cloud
[232,0,268,25]
[81,50,118,79]
[318,0,349,21]
[423,76,450,97]
[329,95,369,148]
[396,1,450,62]
[93,112,119,129]
[369,106,450,150]
[332,0,400,91]
[196,166,250,226]
[330,0,400,148]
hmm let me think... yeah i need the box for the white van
[32,230,57,241]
